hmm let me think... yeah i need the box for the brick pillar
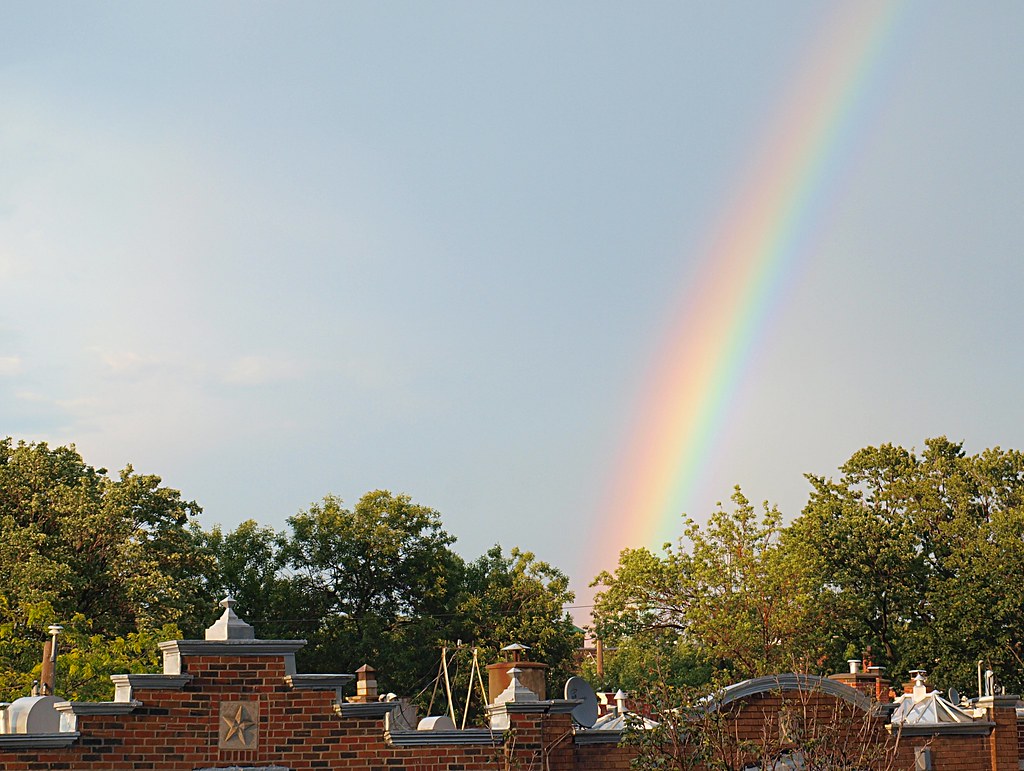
[978,694,1020,771]
[542,710,576,771]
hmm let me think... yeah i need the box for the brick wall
[0,647,510,771]
[0,639,1018,771]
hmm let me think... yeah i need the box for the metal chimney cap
[47,625,63,636]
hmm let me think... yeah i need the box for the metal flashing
[708,673,874,713]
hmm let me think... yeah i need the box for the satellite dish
[948,687,960,705]
[564,676,599,728]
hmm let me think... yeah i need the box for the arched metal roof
[705,673,873,713]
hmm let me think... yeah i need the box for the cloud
[0,247,30,280]
[0,356,23,376]
[93,349,161,377]
[222,355,307,386]
[54,395,100,411]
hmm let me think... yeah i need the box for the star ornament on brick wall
[219,701,259,750]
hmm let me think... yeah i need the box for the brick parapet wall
[1017,711,1024,763]
[0,646,509,771]
[1,645,1019,771]
[574,742,633,771]
[889,733,992,771]
[981,696,1020,771]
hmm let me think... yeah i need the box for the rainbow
[595,1,905,565]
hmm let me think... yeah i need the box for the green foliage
[278,491,461,690]
[593,488,825,683]
[0,441,580,707]
[594,438,1024,696]
[453,546,582,686]
[581,633,713,695]
[791,437,1024,692]
[190,519,302,638]
[0,438,212,700]
[272,494,581,704]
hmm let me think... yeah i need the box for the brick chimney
[829,658,892,703]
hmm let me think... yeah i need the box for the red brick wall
[0,652,508,771]
[0,649,1018,771]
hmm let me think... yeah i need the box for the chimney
[39,625,63,696]
[349,664,377,703]
[486,643,547,702]
[868,666,890,703]
[829,653,890,702]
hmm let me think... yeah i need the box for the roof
[890,691,976,726]
[705,674,873,713]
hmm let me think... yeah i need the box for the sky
[2,2,1022,616]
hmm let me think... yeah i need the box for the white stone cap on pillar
[205,596,255,641]
[493,667,538,704]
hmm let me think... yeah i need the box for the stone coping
[284,674,354,690]
[977,694,1021,708]
[54,700,141,716]
[0,732,80,748]
[487,698,582,717]
[708,673,873,713]
[159,640,307,657]
[111,673,193,689]
[160,639,307,676]
[544,699,582,714]
[335,701,402,719]
[573,728,625,745]
[111,673,193,702]
[194,766,290,771]
[385,728,505,747]
[887,720,996,737]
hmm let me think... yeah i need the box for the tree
[452,546,582,689]
[265,493,584,709]
[0,438,212,700]
[190,520,307,641]
[592,488,825,683]
[278,490,462,690]
[790,437,1024,692]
